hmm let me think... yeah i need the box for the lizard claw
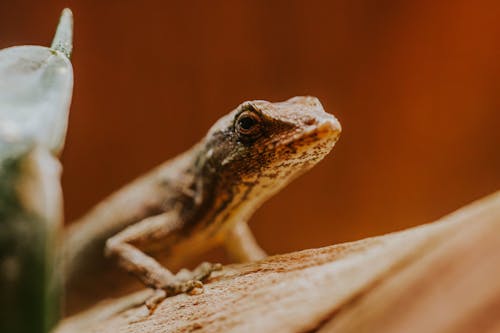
[145,289,167,313]
[191,262,222,279]
[145,262,222,314]
[145,280,204,313]
[165,279,203,294]
[167,261,222,293]
[174,262,222,281]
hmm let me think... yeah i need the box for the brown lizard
[64,96,341,311]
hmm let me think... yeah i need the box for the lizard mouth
[310,116,342,138]
[282,114,341,148]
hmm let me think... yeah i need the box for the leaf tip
[51,8,73,59]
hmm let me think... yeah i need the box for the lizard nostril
[304,118,317,126]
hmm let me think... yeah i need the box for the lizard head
[196,96,341,226]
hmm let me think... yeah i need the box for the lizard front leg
[224,222,267,262]
[105,212,220,309]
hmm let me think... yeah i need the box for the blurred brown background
[1,1,499,258]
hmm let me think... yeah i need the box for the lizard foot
[145,262,222,313]
[175,261,223,282]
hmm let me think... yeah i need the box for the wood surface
[57,190,500,332]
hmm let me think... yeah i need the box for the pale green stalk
[0,9,74,333]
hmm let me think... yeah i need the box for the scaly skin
[64,96,341,313]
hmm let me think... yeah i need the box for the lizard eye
[235,111,262,140]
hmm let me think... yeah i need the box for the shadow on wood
[57,191,500,333]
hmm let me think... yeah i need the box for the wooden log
[56,190,500,332]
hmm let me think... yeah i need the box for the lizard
[64,96,341,311]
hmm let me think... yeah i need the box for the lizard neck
[175,143,264,239]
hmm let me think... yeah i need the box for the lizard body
[64,96,341,311]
